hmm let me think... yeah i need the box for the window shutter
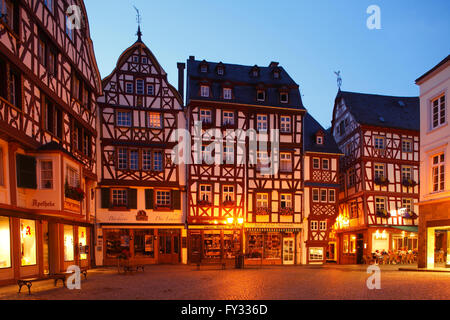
[128,188,138,209]
[171,190,181,210]
[145,189,154,210]
[101,188,110,209]
[16,154,37,189]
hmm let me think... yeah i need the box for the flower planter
[255,207,270,216]
[64,182,85,202]
[402,211,418,219]
[402,179,418,188]
[374,176,390,186]
[223,201,235,207]
[279,207,294,216]
[198,200,212,207]
[376,210,391,219]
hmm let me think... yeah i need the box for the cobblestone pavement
[0,264,449,300]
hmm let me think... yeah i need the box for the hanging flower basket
[64,182,85,202]
[376,209,391,219]
[402,210,418,219]
[280,207,294,216]
[255,207,270,216]
[402,179,418,188]
[374,176,390,186]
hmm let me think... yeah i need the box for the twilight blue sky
[84,0,449,128]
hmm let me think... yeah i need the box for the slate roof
[337,91,420,131]
[303,113,342,154]
[186,58,305,110]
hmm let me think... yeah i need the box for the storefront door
[158,230,180,264]
[283,238,294,265]
[327,242,337,262]
[189,233,202,263]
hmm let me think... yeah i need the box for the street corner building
[95,28,187,266]
[331,90,420,264]
[416,55,450,269]
[0,0,102,284]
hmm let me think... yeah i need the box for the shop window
[247,233,263,258]
[309,248,324,261]
[134,230,154,258]
[0,217,11,269]
[343,235,349,253]
[78,227,87,260]
[204,231,221,259]
[105,229,130,258]
[20,219,37,266]
[64,225,74,262]
[264,233,281,259]
[224,230,240,259]
[350,235,356,253]
[0,148,4,186]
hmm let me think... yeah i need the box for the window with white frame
[309,248,324,261]
[312,189,319,202]
[147,84,154,95]
[316,136,323,145]
[223,88,232,100]
[402,198,413,212]
[142,57,148,64]
[117,111,132,127]
[322,159,329,170]
[112,189,127,207]
[201,145,213,164]
[374,136,385,150]
[319,221,327,231]
[223,146,234,164]
[117,148,128,170]
[223,185,235,202]
[320,189,327,202]
[66,166,79,188]
[40,160,53,189]
[312,158,320,169]
[432,153,445,192]
[153,151,163,171]
[257,151,269,170]
[328,189,336,203]
[199,185,212,202]
[256,193,269,209]
[200,64,207,73]
[132,56,139,63]
[142,150,152,171]
[350,201,358,218]
[280,194,292,209]
[280,92,289,103]
[402,166,412,181]
[200,85,210,97]
[199,109,212,124]
[402,139,412,153]
[223,111,234,126]
[130,150,139,170]
[431,94,446,129]
[156,191,171,207]
[148,112,162,129]
[257,114,268,131]
[375,197,386,212]
[280,116,291,133]
[126,82,133,94]
[257,90,265,102]
[136,79,145,95]
[310,221,318,231]
[374,163,385,179]
[280,153,292,172]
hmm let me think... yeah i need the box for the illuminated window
[280,153,292,172]
[256,193,269,209]
[432,153,445,192]
[309,247,324,261]
[0,148,3,186]
[350,235,356,253]
[64,225,74,262]
[343,235,349,253]
[112,189,128,207]
[280,194,292,209]
[78,227,87,260]
[199,185,212,202]
[257,114,268,132]
[223,185,235,202]
[20,219,36,266]
[311,221,318,231]
[280,116,291,133]
[431,94,446,129]
[156,191,171,207]
[40,160,53,189]
[0,216,11,269]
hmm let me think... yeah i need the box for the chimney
[189,56,195,61]
[269,61,279,68]
[177,62,186,102]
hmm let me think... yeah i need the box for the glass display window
[105,229,130,258]
[64,225,74,262]
[203,231,221,259]
[78,227,87,260]
[223,230,240,259]
[20,219,37,266]
[0,216,11,269]
[264,233,281,259]
[134,230,155,258]
[247,233,264,259]
[309,247,324,261]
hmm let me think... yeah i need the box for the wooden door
[189,232,202,263]
[158,230,181,264]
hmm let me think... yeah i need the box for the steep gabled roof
[186,58,305,110]
[304,113,342,154]
[336,91,419,131]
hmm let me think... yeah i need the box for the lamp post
[227,216,244,268]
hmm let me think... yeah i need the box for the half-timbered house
[0,0,102,284]
[302,113,342,264]
[185,57,305,265]
[331,91,420,264]
[95,30,186,266]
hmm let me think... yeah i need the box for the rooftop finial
[334,71,342,91]
[134,6,142,42]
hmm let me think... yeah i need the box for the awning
[391,226,418,233]
[246,228,302,233]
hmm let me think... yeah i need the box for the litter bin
[235,254,244,269]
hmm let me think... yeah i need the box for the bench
[17,274,67,295]
[196,259,226,270]
[117,258,145,274]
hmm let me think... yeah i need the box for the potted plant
[376,209,390,219]
[402,210,418,219]
[402,179,418,188]
[280,207,294,216]
[223,200,235,207]
[255,207,270,216]
[374,176,390,186]
[198,199,212,207]
[64,181,85,202]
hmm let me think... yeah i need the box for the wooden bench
[17,274,67,295]
[117,258,145,274]
[196,259,226,270]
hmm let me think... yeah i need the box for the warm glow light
[227,218,234,224]
[375,230,388,240]
[214,220,218,225]
[237,218,244,225]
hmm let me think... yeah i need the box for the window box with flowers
[402,179,418,188]
[255,207,270,216]
[376,209,390,219]
[64,181,85,202]
[374,176,390,186]
[198,199,212,207]
[223,200,235,207]
[402,210,418,220]
[280,207,294,216]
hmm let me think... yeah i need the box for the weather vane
[334,71,342,90]
[134,6,142,41]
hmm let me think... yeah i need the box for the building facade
[302,114,342,264]
[0,0,102,284]
[416,55,450,269]
[331,91,420,264]
[185,58,305,265]
[95,31,187,266]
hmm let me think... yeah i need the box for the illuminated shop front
[20,219,37,266]
[0,217,11,270]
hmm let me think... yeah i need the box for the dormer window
[316,136,324,145]
[217,67,224,75]
[257,90,265,102]
[200,85,210,97]
[251,66,259,78]
[273,71,280,79]
[200,63,208,73]
[223,88,232,100]
[280,92,289,104]
[253,70,259,77]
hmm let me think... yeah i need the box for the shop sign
[64,200,81,212]
[136,210,148,222]
[245,223,303,229]
[31,199,56,209]
[98,211,182,224]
